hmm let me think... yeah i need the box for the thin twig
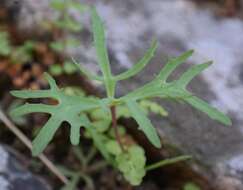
[145,155,192,171]
[0,109,69,185]
[110,105,124,152]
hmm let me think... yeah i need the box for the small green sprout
[0,30,36,64]
[49,0,88,53]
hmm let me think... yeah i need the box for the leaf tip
[204,60,213,67]
[208,60,213,65]
[43,72,58,89]
[151,38,158,47]
[222,115,232,126]
[90,6,98,17]
[154,141,162,149]
[10,90,18,97]
[188,49,194,54]
[10,90,26,98]
[43,72,52,80]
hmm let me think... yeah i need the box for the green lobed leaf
[71,57,103,81]
[11,73,101,155]
[68,114,87,145]
[8,100,27,126]
[91,7,115,97]
[122,50,231,126]
[10,89,54,99]
[10,103,54,117]
[156,50,194,82]
[120,81,159,101]
[126,100,161,148]
[177,61,212,87]
[115,40,158,81]
[32,117,62,155]
[184,96,232,126]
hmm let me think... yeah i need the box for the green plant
[47,86,168,187]
[0,31,35,63]
[48,0,88,76]
[48,0,87,53]
[49,61,78,76]
[10,7,231,186]
[50,0,86,32]
[10,40,35,64]
[59,147,106,190]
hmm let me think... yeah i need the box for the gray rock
[0,145,51,190]
[4,0,243,189]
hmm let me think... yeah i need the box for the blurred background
[0,0,243,189]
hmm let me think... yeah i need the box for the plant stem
[110,105,124,152]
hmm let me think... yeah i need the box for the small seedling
[0,31,35,64]
[48,0,87,53]
[10,7,231,185]
[47,0,88,76]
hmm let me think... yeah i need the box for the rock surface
[0,145,50,190]
[3,0,243,189]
